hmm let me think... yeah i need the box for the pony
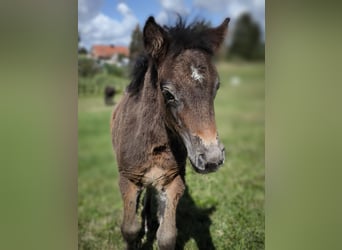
[111,16,229,249]
[104,85,116,105]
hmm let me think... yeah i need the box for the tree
[78,32,88,55]
[129,24,144,66]
[228,13,264,61]
[78,47,88,55]
[78,57,101,78]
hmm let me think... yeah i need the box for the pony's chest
[143,167,166,185]
[142,153,179,188]
[142,166,178,188]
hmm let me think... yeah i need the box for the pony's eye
[217,81,221,90]
[162,90,175,103]
[213,81,220,97]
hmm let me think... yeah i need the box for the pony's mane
[127,18,213,95]
[165,18,214,56]
[126,54,149,95]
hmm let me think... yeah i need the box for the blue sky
[78,0,265,49]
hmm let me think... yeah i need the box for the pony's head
[143,16,229,173]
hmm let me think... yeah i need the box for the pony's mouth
[180,131,225,174]
[189,158,222,174]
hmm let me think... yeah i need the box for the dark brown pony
[111,16,229,250]
[104,85,116,105]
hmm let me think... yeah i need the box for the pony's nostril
[198,153,205,161]
[195,153,206,170]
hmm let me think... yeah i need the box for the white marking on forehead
[190,65,204,83]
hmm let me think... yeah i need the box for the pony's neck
[139,63,166,129]
[133,64,171,153]
[139,64,187,164]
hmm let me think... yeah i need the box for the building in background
[90,45,130,66]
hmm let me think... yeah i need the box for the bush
[78,56,101,77]
[78,73,128,96]
[104,63,124,77]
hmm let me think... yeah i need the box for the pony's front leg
[119,175,142,250]
[157,175,185,250]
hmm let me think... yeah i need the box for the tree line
[78,13,264,79]
[128,13,264,64]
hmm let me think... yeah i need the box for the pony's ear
[208,18,230,52]
[143,16,168,60]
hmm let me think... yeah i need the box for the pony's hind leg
[119,175,143,250]
[156,175,185,250]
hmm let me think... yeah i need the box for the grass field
[78,61,265,249]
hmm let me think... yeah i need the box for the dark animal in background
[111,16,229,250]
[104,85,116,105]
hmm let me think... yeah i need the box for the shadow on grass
[140,185,216,250]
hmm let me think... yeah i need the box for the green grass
[78,61,264,249]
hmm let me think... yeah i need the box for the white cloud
[155,0,189,25]
[78,1,138,49]
[159,0,189,15]
[193,0,265,39]
[117,2,131,15]
[193,0,228,13]
[227,1,249,19]
[78,0,104,23]
[156,11,169,25]
[253,0,264,8]
[78,0,265,49]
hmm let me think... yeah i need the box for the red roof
[91,45,129,58]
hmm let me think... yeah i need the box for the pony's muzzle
[193,142,225,173]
